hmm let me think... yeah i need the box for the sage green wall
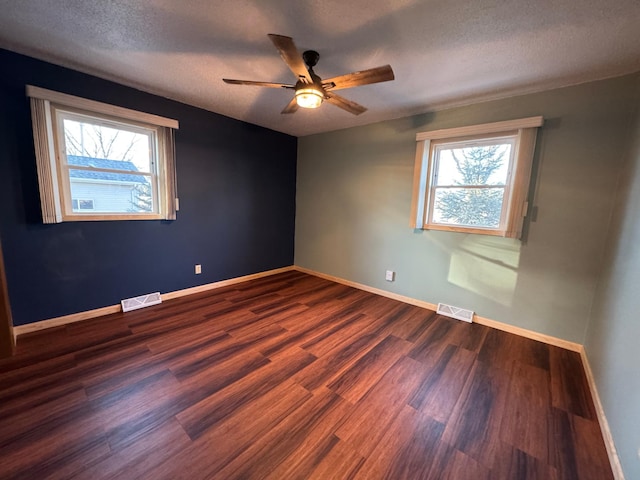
[585,80,640,479]
[295,73,639,343]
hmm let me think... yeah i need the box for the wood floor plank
[143,321,229,354]
[334,355,428,457]
[0,386,89,448]
[0,353,76,388]
[479,327,550,372]
[73,418,191,480]
[384,306,437,341]
[274,299,363,332]
[352,406,445,480]
[89,369,183,448]
[4,326,132,372]
[0,355,80,417]
[293,332,382,392]
[499,361,552,463]
[550,345,597,420]
[447,319,491,353]
[327,334,413,403]
[280,281,352,308]
[176,346,315,439]
[377,411,444,480]
[299,312,376,357]
[125,297,228,330]
[549,407,614,480]
[148,380,313,480]
[226,303,307,338]
[218,387,350,479]
[305,436,366,480]
[492,446,560,480]
[407,316,458,367]
[409,344,476,423]
[424,441,493,480]
[264,434,341,480]
[259,310,352,358]
[78,345,163,399]
[0,272,613,480]
[441,359,511,469]
[1,401,110,480]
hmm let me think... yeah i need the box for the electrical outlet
[385,270,395,282]
[195,264,202,274]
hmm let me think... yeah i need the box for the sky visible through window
[63,118,152,172]
[435,143,511,186]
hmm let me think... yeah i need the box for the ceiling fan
[223,34,395,115]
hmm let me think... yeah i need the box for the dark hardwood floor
[0,271,613,479]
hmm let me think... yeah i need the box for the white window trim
[26,86,178,129]
[27,85,179,223]
[410,116,543,238]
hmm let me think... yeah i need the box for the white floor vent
[121,292,162,313]
[436,303,474,323]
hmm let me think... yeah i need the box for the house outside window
[66,155,152,215]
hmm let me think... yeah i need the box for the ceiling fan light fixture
[295,87,324,109]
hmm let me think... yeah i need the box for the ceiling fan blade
[322,65,395,91]
[267,34,312,84]
[281,97,299,114]
[324,92,367,115]
[223,79,294,89]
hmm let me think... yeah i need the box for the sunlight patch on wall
[448,236,521,306]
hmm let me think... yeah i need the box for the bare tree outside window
[64,123,139,161]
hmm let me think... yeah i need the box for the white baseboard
[579,347,626,479]
[293,266,582,352]
[13,266,295,337]
[160,266,294,301]
[17,264,580,352]
[13,304,123,337]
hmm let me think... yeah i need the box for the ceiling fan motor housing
[302,50,320,68]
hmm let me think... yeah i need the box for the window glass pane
[79,199,94,210]
[62,118,153,172]
[68,169,154,213]
[432,187,505,228]
[435,143,511,186]
[71,199,95,212]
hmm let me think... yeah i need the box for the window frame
[411,116,543,238]
[27,85,179,223]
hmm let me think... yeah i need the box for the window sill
[61,213,164,222]
[421,224,508,236]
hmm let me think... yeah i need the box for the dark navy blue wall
[0,49,297,326]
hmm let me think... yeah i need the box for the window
[72,199,95,211]
[27,86,179,223]
[411,117,543,238]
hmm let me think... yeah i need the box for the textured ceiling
[1,0,639,137]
